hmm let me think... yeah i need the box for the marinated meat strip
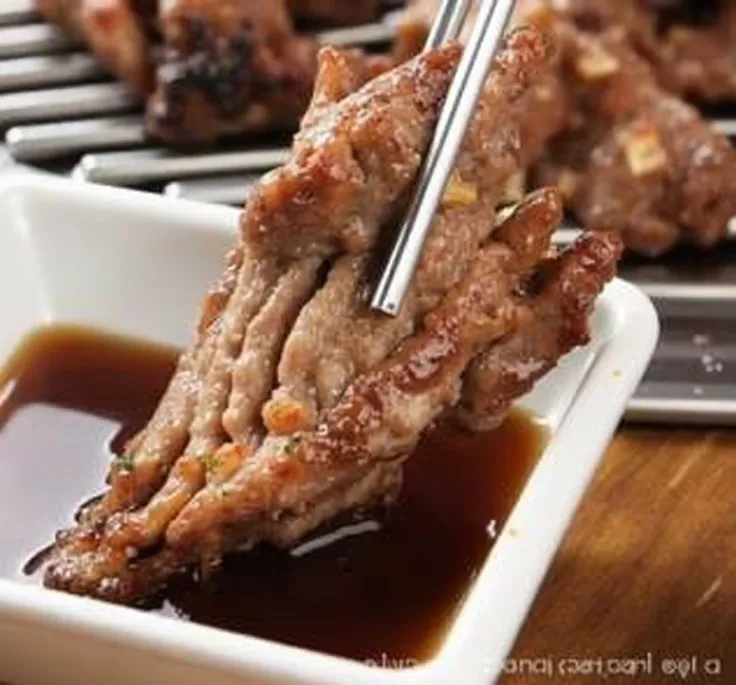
[146,0,318,145]
[104,255,320,552]
[287,0,381,26]
[80,247,281,535]
[103,252,287,548]
[299,46,392,130]
[263,253,411,434]
[79,245,243,524]
[396,0,736,256]
[240,42,462,259]
[264,28,556,435]
[390,0,573,201]
[50,461,405,603]
[532,17,736,256]
[261,197,499,436]
[37,0,390,145]
[222,258,322,445]
[35,0,153,94]
[457,230,622,431]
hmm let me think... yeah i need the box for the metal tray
[0,0,734,425]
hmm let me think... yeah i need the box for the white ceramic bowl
[0,176,659,685]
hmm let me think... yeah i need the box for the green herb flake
[283,436,302,456]
[112,452,136,473]
[202,452,223,474]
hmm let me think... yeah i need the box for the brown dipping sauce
[0,325,547,666]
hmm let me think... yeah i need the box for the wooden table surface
[500,426,736,685]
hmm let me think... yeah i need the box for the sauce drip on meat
[0,325,547,665]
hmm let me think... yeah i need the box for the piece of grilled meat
[558,0,736,103]
[36,0,154,94]
[456,228,622,431]
[146,0,319,144]
[44,27,619,605]
[654,1,736,102]
[531,12,736,256]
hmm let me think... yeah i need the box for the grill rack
[2,0,736,425]
[0,1,404,194]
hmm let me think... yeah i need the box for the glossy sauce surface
[0,325,547,665]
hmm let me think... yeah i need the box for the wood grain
[501,427,736,685]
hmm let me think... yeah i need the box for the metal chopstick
[424,0,473,49]
[371,0,516,315]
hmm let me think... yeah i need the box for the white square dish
[0,176,659,685]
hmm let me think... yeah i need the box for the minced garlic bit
[283,435,302,456]
[622,122,668,177]
[204,444,250,484]
[525,4,555,28]
[263,395,311,435]
[533,83,554,102]
[557,169,581,201]
[576,44,620,82]
[668,27,695,45]
[442,173,478,207]
[499,171,526,206]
